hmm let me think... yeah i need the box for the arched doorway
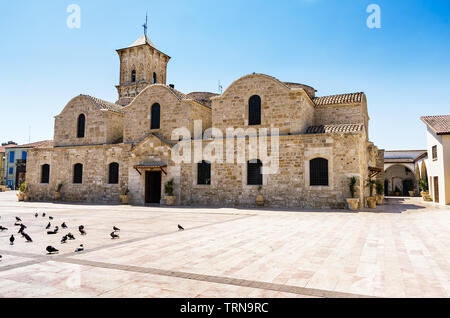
[384,164,416,196]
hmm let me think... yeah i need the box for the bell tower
[115,18,170,106]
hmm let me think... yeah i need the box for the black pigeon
[14,222,21,226]
[46,246,59,254]
[67,233,75,240]
[45,222,51,229]
[34,213,38,218]
[113,226,120,232]
[178,224,185,231]
[79,225,85,230]
[49,216,54,220]
[47,226,59,235]
[0,226,8,231]
[10,235,15,245]
[18,224,27,234]
[23,233,33,243]
[42,213,46,217]
[61,235,68,244]
[110,232,119,239]
[15,217,22,222]
[79,226,86,235]
[61,222,68,229]
[74,244,84,252]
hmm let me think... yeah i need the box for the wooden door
[434,176,439,203]
[145,171,162,204]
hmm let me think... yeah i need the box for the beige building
[26,34,383,208]
[421,115,450,205]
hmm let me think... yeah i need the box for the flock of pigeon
[0,212,186,261]
[0,212,124,259]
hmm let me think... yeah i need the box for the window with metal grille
[197,161,211,185]
[151,103,161,129]
[41,164,50,184]
[152,72,157,84]
[108,162,119,184]
[73,163,83,184]
[131,70,136,82]
[248,95,261,126]
[310,158,328,186]
[77,114,85,138]
[432,145,437,160]
[247,159,263,185]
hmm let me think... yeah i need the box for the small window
[151,103,161,129]
[131,70,136,83]
[247,159,263,185]
[432,145,437,160]
[41,164,50,184]
[108,162,119,184]
[197,161,211,185]
[9,167,13,175]
[73,163,83,184]
[310,158,328,186]
[77,114,85,138]
[9,151,15,163]
[22,151,27,160]
[248,95,261,126]
[152,72,157,84]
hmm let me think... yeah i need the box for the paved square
[0,191,449,298]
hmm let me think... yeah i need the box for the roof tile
[313,92,364,106]
[305,124,364,134]
[421,115,450,135]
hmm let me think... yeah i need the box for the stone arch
[384,164,416,196]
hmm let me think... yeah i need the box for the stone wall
[26,144,130,203]
[211,74,315,135]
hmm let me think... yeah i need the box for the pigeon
[113,226,120,232]
[0,255,2,260]
[42,213,46,217]
[23,233,33,243]
[61,222,68,229]
[110,232,119,239]
[67,233,75,240]
[34,213,38,218]
[61,235,68,244]
[74,244,84,252]
[79,226,86,235]
[14,222,21,226]
[46,246,59,254]
[0,226,8,231]
[18,224,27,234]
[10,235,15,245]
[15,217,22,222]
[45,222,51,229]
[47,226,59,235]
[178,224,185,231]
[79,225,85,230]
[49,216,54,220]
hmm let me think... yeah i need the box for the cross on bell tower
[142,12,148,37]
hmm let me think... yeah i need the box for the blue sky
[0,0,449,150]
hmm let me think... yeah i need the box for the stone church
[26,33,384,208]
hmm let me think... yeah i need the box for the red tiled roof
[421,115,450,135]
[8,140,53,149]
[306,124,364,134]
[313,92,364,106]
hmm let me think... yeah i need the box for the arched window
[151,103,161,129]
[77,114,85,138]
[197,161,211,185]
[310,158,328,186]
[131,69,136,83]
[152,72,157,84]
[248,95,261,126]
[73,163,83,184]
[108,162,119,184]
[41,164,50,184]
[247,159,263,185]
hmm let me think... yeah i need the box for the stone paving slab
[0,191,449,298]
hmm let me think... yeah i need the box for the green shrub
[165,179,174,196]
[349,177,357,198]
[375,182,384,195]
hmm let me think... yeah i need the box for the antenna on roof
[218,80,223,94]
[142,12,148,37]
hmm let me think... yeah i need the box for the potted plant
[164,179,176,206]
[419,179,429,197]
[256,185,264,207]
[54,183,63,201]
[375,181,384,205]
[346,177,359,211]
[17,182,27,201]
[366,179,377,208]
[394,186,401,196]
[120,188,130,205]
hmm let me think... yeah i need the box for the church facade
[26,34,384,209]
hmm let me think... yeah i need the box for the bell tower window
[131,70,136,83]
